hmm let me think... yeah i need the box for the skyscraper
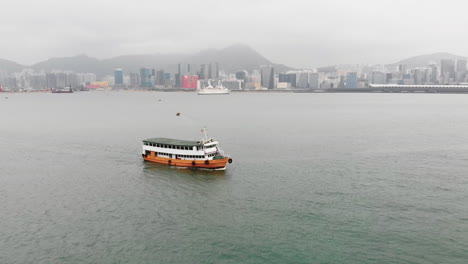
[398,64,408,74]
[140,68,153,87]
[456,59,467,72]
[456,59,467,82]
[260,66,275,89]
[441,59,455,83]
[370,71,386,84]
[235,70,248,88]
[297,72,309,88]
[114,68,124,85]
[129,72,140,87]
[346,72,358,88]
[155,70,165,86]
[309,73,319,89]
[429,64,438,84]
[278,73,289,83]
[287,73,297,88]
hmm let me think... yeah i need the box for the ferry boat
[197,81,229,95]
[142,129,232,170]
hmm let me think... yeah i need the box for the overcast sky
[1,0,468,67]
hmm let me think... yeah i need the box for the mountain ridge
[1,48,467,77]
[25,44,291,77]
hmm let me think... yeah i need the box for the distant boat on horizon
[197,80,229,95]
[51,86,73,93]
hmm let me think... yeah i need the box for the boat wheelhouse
[142,136,232,170]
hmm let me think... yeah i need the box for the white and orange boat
[142,129,232,170]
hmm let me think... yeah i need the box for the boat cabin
[142,137,222,160]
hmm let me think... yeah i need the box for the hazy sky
[2,0,468,67]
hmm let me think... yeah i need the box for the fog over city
[2,0,468,67]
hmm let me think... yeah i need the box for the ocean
[1,91,467,263]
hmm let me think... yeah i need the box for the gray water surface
[1,92,467,263]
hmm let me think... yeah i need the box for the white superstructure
[197,81,229,95]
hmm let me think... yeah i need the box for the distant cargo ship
[197,81,229,95]
[142,129,232,170]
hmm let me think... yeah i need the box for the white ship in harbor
[197,81,229,95]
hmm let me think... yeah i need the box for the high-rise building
[55,72,67,88]
[129,72,140,87]
[181,75,198,89]
[398,64,408,74]
[456,59,467,82]
[260,66,275,89]
[297,72,309,88]
[114,68,124,85]
[370,71,386,84]
[456,59,467,72]
[156,70,165,86]
[140,68,153,87]
[287,73,297,88]
[199,64,208,80]
[441,59,455,83]
[429,64,438,84]
[46,73,57,88]
[278,73,289,83]
[235,70,248,88]
[309,73,319,89]
[346,72,358,88]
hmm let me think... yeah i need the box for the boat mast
[202,127,208,142]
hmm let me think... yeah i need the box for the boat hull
[143,154,230,170]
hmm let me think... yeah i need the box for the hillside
[25,44,292,77]
[0,59,25,74]
[392,52,466,67]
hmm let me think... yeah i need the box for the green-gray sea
[1,91,467,263]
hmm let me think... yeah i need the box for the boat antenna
[202,127,208,142]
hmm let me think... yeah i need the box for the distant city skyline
[2,0,468,67]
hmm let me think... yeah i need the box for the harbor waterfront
[1,92,468,263]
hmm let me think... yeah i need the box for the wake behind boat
[197,81,229,95]
[141,128,233,170]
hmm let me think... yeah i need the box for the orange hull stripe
[143,156,229,169]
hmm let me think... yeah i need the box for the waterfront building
[296,72,309,89]
[46,73,57,89]
[260,65,275,89]
[181,75,198,89]
[129,72,140,87]
[429,64,438,84]
[287,73,297,88]
[346,72,358,88]
[221,79,242,90]
[278,73,289,83]
[114,68,124,85]
[370,71,386,84]
[140,68,153,87]
[441,59,455,83]
[456,59,467,82]
[156,70,165,86]
[309,73,319,89]
[235,70,248,88]
[456,59,467,72]
[398,64,408,74]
